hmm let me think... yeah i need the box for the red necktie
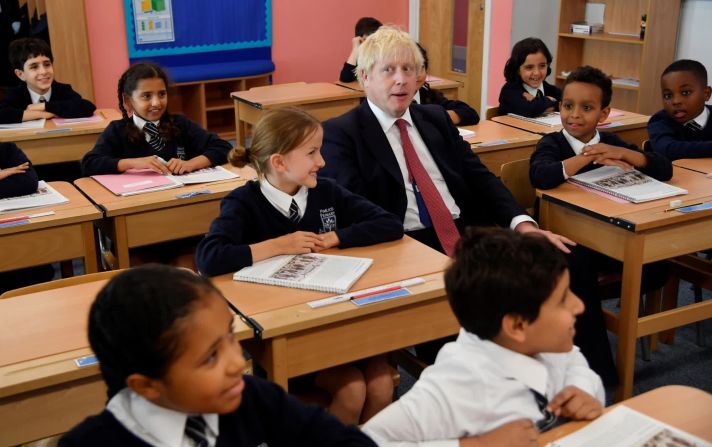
[395,119,460,256]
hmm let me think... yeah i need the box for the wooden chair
[485,106,500,120]
[0,270,120,299]
[499,158,536,214]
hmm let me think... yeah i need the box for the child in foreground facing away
[81,62,231,176]
[59,265,377,446]
[648,59,712,160]
[363,227,605,447]
[498,37,561,118]
[0,37,96,124]
[196,106,402,425]
[339,17,382,83]
[530,65,672,190]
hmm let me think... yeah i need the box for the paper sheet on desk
[677,202,712,213]
[458,127,476,137]
[0,118,45,130]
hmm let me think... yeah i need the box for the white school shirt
[363,329,604,447]
[367,100,535,232]
[28,86,51,104]
[107,387,219,447]
[686,106,709,129]
[259,178,308,220]
[522,82,546,98]
[561,128,601,179]
[132,114,162,144]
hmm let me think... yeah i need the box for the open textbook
[508,112,562,127]
[0,181,69,214]
[91,166,239,196]
[546,405,712,447]
[233,253,373,294]
[567,166,687,203]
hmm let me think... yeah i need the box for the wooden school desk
[0,109,121,165]
[538,385,712,446]
[537,167,712,400]
[460,120,541,176]
[0,182,101,274]
[336,75,463,100]
[74,166,255,269]
[673,157,712,175]
[232,82,363,149]
[0,277,253,446]
[493,109,649,147]
[212,236,457,390]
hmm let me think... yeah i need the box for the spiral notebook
[567,166,687,203]
[233,253,373,293]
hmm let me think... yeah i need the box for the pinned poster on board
[133,0,175,44]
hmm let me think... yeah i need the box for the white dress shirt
[522,82,546,98]
[28,86,51,104]
[363,329,604,447]
[132,114,162,144]
[561,129,601,179]
[107,388,219,447]
[687,106,709,129]
[367,100,535,231]
[259,178,308,220]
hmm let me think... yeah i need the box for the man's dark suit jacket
[0,80,96,124]
[320,101,526,229]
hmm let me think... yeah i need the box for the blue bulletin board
[123,0,272,58]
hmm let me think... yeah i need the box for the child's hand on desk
[22,109,54,121]
[0,162,30,180]
[276,231,324,254]
[460,419,538,447]
[312,231,340,252]
[547,386,602,421]
[118,156,170,174]
[583,143,641,171]
[522,92,535,102]
[166,155,211,175]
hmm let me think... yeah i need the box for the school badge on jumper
[319,207,337,233]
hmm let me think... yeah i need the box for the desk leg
[263,337,289,391]
[615,235,644,401]
[81,222,99,273]
[234,102,246,150]
[114,216,130,269]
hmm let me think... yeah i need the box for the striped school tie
[685,120,703,132]
[184,415,208,447]
[289,199,300,223]
[143,121,166,152]
[395,119,460,256]
[529,388,559,432]
[39,96,46,103]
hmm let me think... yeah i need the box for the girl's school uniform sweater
[196,177,404,276]
[81,114,232,176]
[0,142,38,199]
[59,375,377,447]
[647,105,712,160]
[530,130,673,190]
[498,80,561,117]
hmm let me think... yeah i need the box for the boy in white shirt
[364,227,604,446]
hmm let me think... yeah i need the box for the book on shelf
[545,405,712,447]
[508,112,562,127]
[0,181,69,214]
[233,253,373,294]
[92,166,239,196]
[611,77,640,88]
[567,166,687,203]
[570,21,604,34]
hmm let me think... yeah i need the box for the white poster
[133,0,175,44]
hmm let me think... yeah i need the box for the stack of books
[570,21,604,34]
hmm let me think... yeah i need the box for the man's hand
[515,222,576,254]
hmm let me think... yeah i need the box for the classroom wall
[510,0,559,80]
[486,0,513,107]
[676,0,712,99]
[271,0,409,84]
[84,0,409,108]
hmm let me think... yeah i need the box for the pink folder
[91,170,181,196]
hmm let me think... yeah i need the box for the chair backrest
[500,158,536,212]
[0,270,122,299]
[641,139,651,151]
[485,106,500,120]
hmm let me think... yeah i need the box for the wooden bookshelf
[555,0,680,114]
[170,74,271,141]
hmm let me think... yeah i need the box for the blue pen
[34,128,72,134]
[176,189,211,199]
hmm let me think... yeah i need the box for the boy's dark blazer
[321,101,525,229]
[0,80,96,124]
